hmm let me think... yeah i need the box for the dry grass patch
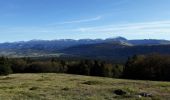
[0,73,169,100]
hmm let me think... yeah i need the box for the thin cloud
[48,16,102,25]
[74,20,170,34]
[61,16,102,24]
[2,20,170,40]
[3,20,170,35]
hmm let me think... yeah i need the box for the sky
[1,0,170,42]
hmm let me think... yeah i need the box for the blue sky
[1,0,170,42]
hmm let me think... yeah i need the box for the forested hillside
[0,54,170,81]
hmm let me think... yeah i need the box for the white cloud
[74,20,170,34]
[1,20,170,40]
[48,16,102,25]
[2,20,170,35]
[61,16,102,24]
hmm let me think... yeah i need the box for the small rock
[114,89,127,95]
[134,95,142,98]
[62,87,69,91]
[29,87,39,90]
[139,92,152,97]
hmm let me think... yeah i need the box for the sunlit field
[0,73,169,100]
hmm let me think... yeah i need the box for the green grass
[0,73,169,100]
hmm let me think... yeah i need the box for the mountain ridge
[1,37,170,59]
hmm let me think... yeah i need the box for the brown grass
[0,73,169,100]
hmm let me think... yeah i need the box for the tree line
[0,57,123,78]
[123,54,170,81]
[0,54,170,81]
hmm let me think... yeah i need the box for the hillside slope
[0,73,169,100]
[62,42,170,61]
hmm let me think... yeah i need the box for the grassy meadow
[0,73,169,100]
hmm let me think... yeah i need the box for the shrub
[124,54,170,81]
[0,64,12,75]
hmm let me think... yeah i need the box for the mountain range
[1,37,170,61]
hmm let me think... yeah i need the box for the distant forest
[0,54,170,81]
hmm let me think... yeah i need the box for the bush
[11,59,28,73]
[124,54,170,81]
[0,64,12,75]
[26,61,61,73]
[0,57,12,75]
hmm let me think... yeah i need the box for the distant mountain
[0,37,128,57]
[128,39,170,45]
[0,37,129,53]
[0,37,170,58]
[61,42,170,62]
[106,36,127,41]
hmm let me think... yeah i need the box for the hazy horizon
[1,0,170,42]
[1,36,170,44]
